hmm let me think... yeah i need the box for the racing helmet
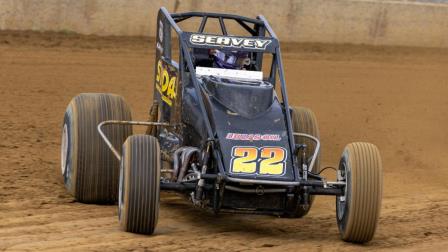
[210,49,250,69]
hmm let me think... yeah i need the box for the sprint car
[60,7,383,243]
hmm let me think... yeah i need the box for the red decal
[226,133,281,141]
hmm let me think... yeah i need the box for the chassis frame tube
[161,182,213,192]
[309,187,343,196]
[160,180,343,196]
[224,176,344,187]
[225,185,286,194]
[293,132,320,172]
[97,120,173,161]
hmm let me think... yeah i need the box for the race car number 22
[230,146,286,175]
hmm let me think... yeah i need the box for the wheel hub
[61,124,68,176]
[336,162,347,220]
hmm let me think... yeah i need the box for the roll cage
[156,7,301,182]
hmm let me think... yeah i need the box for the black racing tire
[290,106,321,218]
[61,93,132,203]
[118,135,160,234]
[336,142,383,243]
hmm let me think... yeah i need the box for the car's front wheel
[336,142,383,243]
[119,135,161,234]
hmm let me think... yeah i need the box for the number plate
[230,146,287,176]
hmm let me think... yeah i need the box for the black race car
[60,7,383,243]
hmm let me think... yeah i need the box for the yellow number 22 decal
[230,146,287,175]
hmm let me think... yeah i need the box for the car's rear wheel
[290,106,320,217]
[61,93,132,203]
[336,142,383,243]
[119,135,160,234]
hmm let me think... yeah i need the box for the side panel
[154,12,182,152]
[155,58,180,124]
[181,75,208,148]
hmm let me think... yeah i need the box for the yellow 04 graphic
[230,146,286,175]
[156,60,177,106]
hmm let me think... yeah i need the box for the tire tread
[339,142,382,243]
[120,135,160,234]
[63,93,132,203]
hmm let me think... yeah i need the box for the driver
[210,49,250,70]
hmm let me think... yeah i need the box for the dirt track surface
[1,33,448,251]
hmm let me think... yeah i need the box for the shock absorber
[298,144,309,206]
[301,144,308,181]
[295,143,308,179]
[195,142,212,203]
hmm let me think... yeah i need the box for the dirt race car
[60,7,383,243]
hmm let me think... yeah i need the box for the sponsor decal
[190,34,271,50]
[156,59,177,106]
[226,133,281,141]
[230,146,286,176]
